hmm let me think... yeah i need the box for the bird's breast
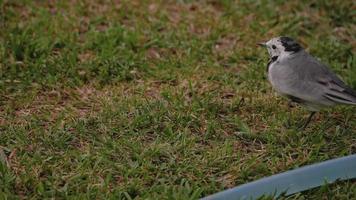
[267,62,295,95]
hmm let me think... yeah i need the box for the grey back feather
[268,50,356,109]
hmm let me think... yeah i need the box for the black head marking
[267,56,278,72]
[279,36,302,53]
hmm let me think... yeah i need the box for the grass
[0,0,355,199]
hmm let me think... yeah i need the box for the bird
[258,36,356,129]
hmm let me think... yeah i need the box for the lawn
[0,0,355,199]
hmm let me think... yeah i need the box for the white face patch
[265,39,284,58]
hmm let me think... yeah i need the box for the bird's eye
[272,45,277,49]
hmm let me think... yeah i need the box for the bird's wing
[273,53,356,107]
[269,57,328,105]
[303,55,356,105]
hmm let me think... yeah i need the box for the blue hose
[202,154,356,200]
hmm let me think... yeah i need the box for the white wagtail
[258,36,356,129]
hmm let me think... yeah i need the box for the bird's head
[258,36,303,58]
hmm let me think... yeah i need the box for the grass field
[1,0,356,199]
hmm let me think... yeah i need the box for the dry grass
[1,0,355,199]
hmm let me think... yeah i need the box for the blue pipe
[202,154,356,200]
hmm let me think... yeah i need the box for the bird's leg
[288,101,294,126]
[284,101,295,128]
[299,111,316,130]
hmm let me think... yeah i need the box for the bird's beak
[257,42,267,47]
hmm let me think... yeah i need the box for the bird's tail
[324,86,356,105]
